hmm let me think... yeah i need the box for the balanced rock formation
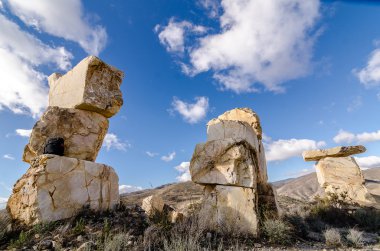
[8,56,123,224]
[23,106,109,163]
[303,145,366,161]
[48,56,124,118]
[8,155,119,225]
[303,145,375,205]
[190,108,279,236]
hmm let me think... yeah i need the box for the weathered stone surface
[303,145,366,161]
[257,183,281,218]
[7,155,119,225]
[48,56,124,118]
[198,185,258,236]
[190,139,258,188]
[141,195,164,216]
[315,157,375,204]
[23,106,109,163]
[207,120,260,152]
[208,108,262,139]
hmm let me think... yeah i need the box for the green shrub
[346,228,363,248]
[263,219,293,245]
[104,233,131,251]
[72,218,86,235]
[324,228,341,247]
[352,208,380,232]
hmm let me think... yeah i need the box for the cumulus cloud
[355,48,380,87]
[119,185,143,194]
[3,154,14,160]
[265,138,326,162]
[174,161,191,182]
[158,0,321,93]
[333,129,380,144]
[146,151,159,157]
[15,129,32,137]
[171,96,209,124]
[103,133,130,151]
[4,0,107,55]
[333,129,355,144]
[0,14,72,116]
[355,156,380,169]
[155,19,206,53]
[161,152,176,162]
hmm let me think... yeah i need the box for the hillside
[121,167,380,209]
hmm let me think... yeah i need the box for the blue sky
[0,0,380,200]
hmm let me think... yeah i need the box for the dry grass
[324,228,341,247]
[346,228,364,248]
[262,218,293,245]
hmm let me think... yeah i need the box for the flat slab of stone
[7,155,119,225]
[207,120,260,152]
[198,185,258,236]
[207,108,262,139]
[315,156,375,205]
[303,145,366,161]
[23,106,109,163]
[48,56,124,118]
[190,139,258,188]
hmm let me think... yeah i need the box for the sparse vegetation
[324,228,341,247]
[104,232,132,251]
[346,228,364,248]
[262,218,293,245]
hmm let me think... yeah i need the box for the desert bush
[346,228,363,248]
[72,218,86,235]
[324,228,341,247]
[352,208,380,232]
[262,218,293,245]
[104,233,131,251]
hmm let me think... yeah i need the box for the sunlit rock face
[189,108,279,236]
[315,156,376,205]
[303,145,377,206]
[7,155,119,225]
[199,185,258,235]
[48,56,124,118]
[23,106,109,163]
[8,55,124,225]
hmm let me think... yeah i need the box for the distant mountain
[121,167,380,209]
[276,167,380,201]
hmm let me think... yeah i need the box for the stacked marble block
[303,146,376,206]
[7,56,124,225]
[190,108,279,236]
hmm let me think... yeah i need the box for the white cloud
[333,129,355,144]
[265,138,326,162]
[355,156,380,169]
[0,14,72,116]
[171,96,209,124]
[103,133,130,151]
[146,151,159,157]
[174,161,191,182]
[159,0,321,93]
[5,0,107,55]
[119,184,143,194]
[155,19,206,53]
[199,0,220,18]
[161,152,176,162]
[333,129,380,144]
[15,129,32,137]
[285,167,314,178]
[3,154,14,160]
[347,96,362,112]
[355,48,380,87]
